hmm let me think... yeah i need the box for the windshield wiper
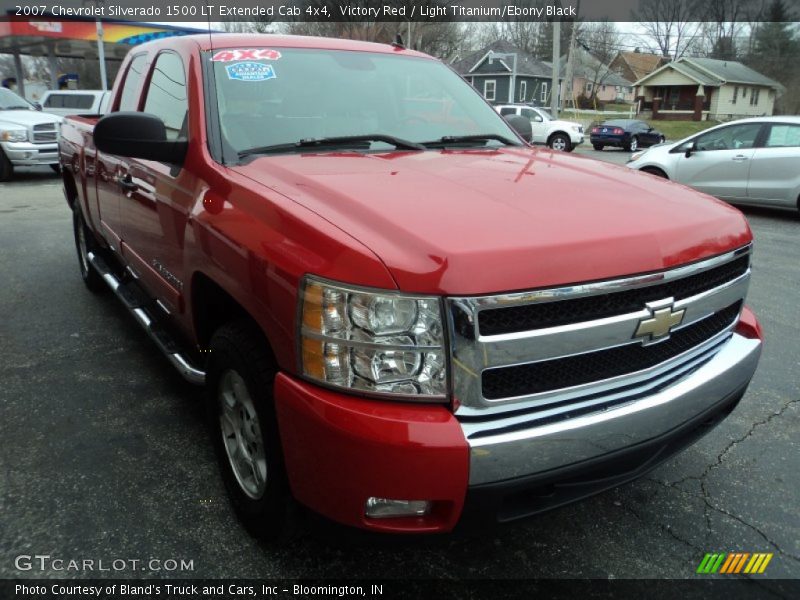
[420,134,521,148]
[238,134,425,158]
[0,106,31,111]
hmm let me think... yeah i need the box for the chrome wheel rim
[219,369,267,499]
[76,218,90,275]
[552,137,567,151]
[630,138,638,152]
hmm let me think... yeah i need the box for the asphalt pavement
[0,164,798,587]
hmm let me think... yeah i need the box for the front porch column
[652,96,661,120]
[693,85,705,121]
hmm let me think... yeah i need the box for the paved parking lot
[1,164,798,586]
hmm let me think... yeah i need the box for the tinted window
[499,107,517,116]
[44,94,94,109]
[765,124,800,148]
[521,108,537,120]
[118,54,147,112]
[143,52,188,141]
[695,123,762,151]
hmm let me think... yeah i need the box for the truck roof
[145,33,432,59]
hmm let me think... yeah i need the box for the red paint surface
[274,374,469,532]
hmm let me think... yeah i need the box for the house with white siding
[634,57,784,121]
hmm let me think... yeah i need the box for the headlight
[0,128,27,142]
[299,277,447,400]
[571,125,582,132]
[629,150,647,162]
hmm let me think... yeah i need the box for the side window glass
[694,123,761,151]
[765,124,800,148]
[118,54,147,112]
[499,107,516,116]
[143,52,189,142]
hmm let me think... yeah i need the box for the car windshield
[0,87,33,110]
[534,108,553,121]
[210,47,520,156]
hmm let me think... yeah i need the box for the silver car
[626,116,800,214]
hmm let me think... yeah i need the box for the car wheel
[72,204,105,293]
[206,321,298,541]
[548,133,571,152]
[628,136,639,152]
[50,164,62,174]
[592,144,604,151]
[0,149,13,182]
[659,136,666,144]
[641,167,669,179]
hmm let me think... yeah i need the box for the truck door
[119,50,193,314]
[94,53,147,251]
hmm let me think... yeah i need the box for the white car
[495,104,584,151]
[39,90,112,118]
[627,116,800,214]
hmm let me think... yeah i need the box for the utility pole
[562,0,580,112]
[551,21,560,116]
[96,18,108,91]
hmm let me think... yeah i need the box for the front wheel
[627,136,639,152]
[658,135,666,144]
[206,321,298,541]
[50,164,62,174]
[592,144,604,151]
[548,133,571,152]
[0,150,13,182]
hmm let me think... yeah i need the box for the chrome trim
[465,333,761,484]
[447,246,751,414]
[455,245,750,310]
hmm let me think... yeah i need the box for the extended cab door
[746,122,800,207]
[93,53,147,251]
[673,122,764,200]
[119,50,194,314]
[522,108,547,143]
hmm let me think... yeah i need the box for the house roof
[452,40,557,79]
[615,51,666,80]
[559,48,633,87]
[635,57,784,91]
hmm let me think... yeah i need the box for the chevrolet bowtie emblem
[635,298,686,344]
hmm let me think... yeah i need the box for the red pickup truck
[59,34,763,539]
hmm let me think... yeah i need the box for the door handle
[116,173,138,193]
[732,155,749,162]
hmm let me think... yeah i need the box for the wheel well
[191,273,275,364]
[641,166,669,179]
[62,170,78,210]
[548,130,569,142]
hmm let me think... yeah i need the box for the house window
[541,81,548,103]
[519,80,527,102]
[484,80,496,101]
[602,85,606,91]
[732,86,738,104]
[585,82,593,93]
[742,87,747,98]
[750,88,760,106]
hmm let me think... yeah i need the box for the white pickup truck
[495,104,584,151]
[0,87,62,181]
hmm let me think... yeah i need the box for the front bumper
[274,309,761,533]
[1,141,59,166]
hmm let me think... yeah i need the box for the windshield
[210,48,519,156]
[0,87,33,110]
[533,107,553,121]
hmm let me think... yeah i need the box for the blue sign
[225,62,276,82]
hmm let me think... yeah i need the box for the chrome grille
[32,123,57,144]
[447,245,751,423]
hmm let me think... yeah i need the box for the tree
[633,0,698,60]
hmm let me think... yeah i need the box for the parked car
[590,119,665,152]
[627,116,800,214]
[0,87,62,180]
[39,90,112,118]
[495,104,584,151]
[60,34,761,540]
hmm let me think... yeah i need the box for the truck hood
[232,147,751,295]
[0,109,62,127]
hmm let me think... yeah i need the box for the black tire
[548,133,572,152]
[0,149,13,182]
[626,136,639,152]
[72,204,105,293]
[592,144,604,151]
[50,164,62,174]
[641,167,669,179]
[659,136,666,144]
[206,321,298,541]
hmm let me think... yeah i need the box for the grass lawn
[647,120,719,141]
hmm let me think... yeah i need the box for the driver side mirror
[684,141,696,158]
[94,112,187,164]
[533,115,543,123]
[504,114,533,143]
[33,102,42,111]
